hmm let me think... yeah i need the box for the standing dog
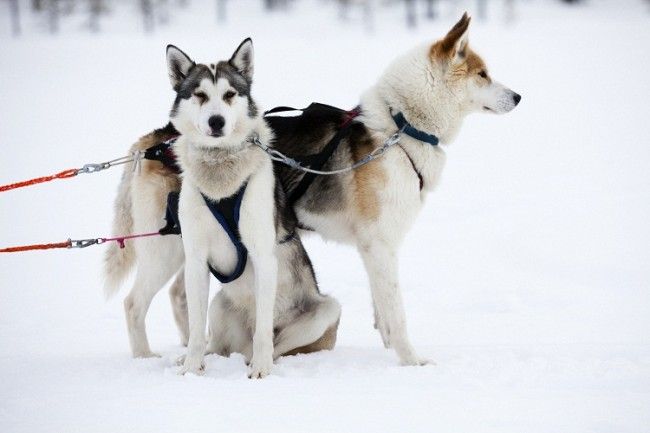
[110,13,520,367]
[104,39,341,378]
[270,13,520,365]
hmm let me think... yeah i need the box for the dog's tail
[102,164,136,299]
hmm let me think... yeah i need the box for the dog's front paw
[133,350,161,359]
[248,354,273,379]
[178,356,206,376]
[400,355,434,367]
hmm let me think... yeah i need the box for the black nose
[208,115,225,136]
[513,93,522,106]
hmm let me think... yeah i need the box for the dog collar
[391,111,439,147]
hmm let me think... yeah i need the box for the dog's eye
[478,70,488,79]
[194,92,208,104]
[223,90,237,101]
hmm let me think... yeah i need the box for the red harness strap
[340,106,362,127]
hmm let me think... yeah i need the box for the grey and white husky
[103,39,341,378]
[108,13,521,368]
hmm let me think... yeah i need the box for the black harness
[264,103,361,206]
[151,137,248,284]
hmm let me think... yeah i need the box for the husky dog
[103,39,341,378]
[271,13,520,365]
[268,13,521,365]
[115,13,520,367]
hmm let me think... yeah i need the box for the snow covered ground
[1,1,649,432]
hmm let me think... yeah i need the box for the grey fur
[104,41,341,366]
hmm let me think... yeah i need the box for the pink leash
[100,232,161,249]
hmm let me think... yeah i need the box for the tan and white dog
[269,13,521,365]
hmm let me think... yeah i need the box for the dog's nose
[208,115,225,136]
[513,93,522,106]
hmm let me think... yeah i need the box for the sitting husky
[103,39,341,378]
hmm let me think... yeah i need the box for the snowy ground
[1,1,649,432]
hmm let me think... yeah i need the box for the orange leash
[0,153,139,193]
[0,240,72,253]
[0,169,78,192]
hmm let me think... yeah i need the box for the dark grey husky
[103,39,341,377]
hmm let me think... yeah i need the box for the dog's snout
[512,93,522,106]
[208,115,225,136]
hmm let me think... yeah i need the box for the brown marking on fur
[350,135,387,222]
[430,34,491,86]
[465,49,486,73]
[281,319,339,357]
[130,123,181,179]
[430,12,471,62]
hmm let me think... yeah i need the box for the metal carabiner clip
[68,238,101,248]
[77,163,108,175]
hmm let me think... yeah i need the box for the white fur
[295,16,519,365]
[175,77,251,141]
[176,144,278,377]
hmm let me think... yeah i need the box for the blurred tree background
[5,0,622,37]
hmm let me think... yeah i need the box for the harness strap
[267,104,361,206]
[398,145,424,191]
[144,137,181,173]
[159,192,182,236]
[203,184,249,284]
[158,184,249,284]
[264,106,304,115]
[287,122,355,205]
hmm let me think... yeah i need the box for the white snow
[1,1,649,432]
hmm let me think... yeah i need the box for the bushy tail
[103,166,136,299]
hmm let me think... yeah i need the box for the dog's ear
[166,45,194,92]
[440,12,471,62]
[229,38,254,83]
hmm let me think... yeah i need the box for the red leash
[0,154,139,193]
[0,169,78,192]
[0,231,162,253]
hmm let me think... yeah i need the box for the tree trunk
[217,0,227,22]
[476,0,487,21]
[10,0,21,36]
[48,0,60,34]
[425,0,436,20]
[363,0,374,32]
[89,0,104,32]
[504,0,516,24]
[405,0,416,28]
[141,0,154,32]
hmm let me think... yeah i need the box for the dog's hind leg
[358,241,429,366]
[205,293,250,359]
[124,239,183,358]
[169,267,189,347]
[273,296,341,359]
